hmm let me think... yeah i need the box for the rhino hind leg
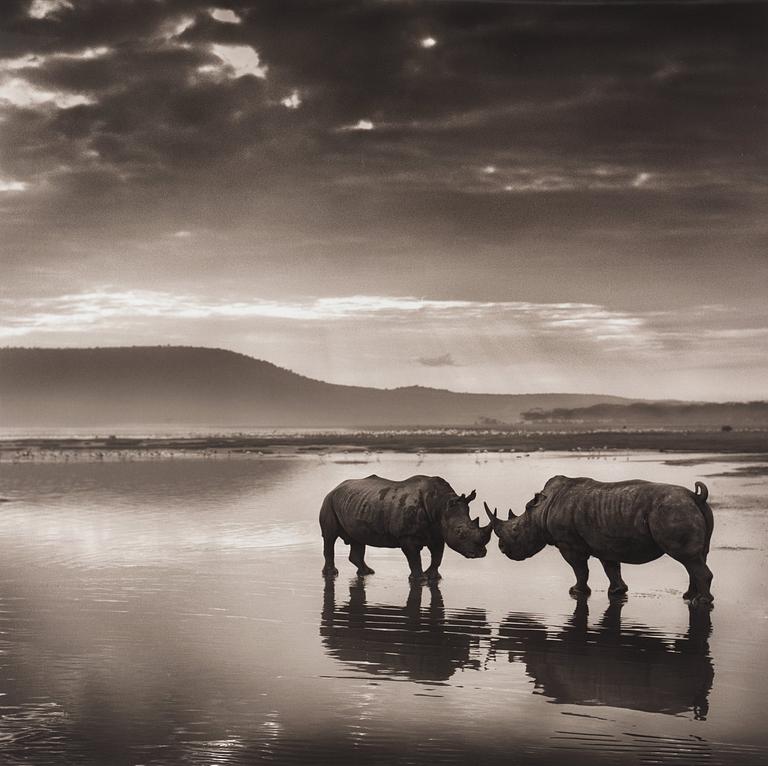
[322,536,339,577]
[600,559,629,598]
[681,558,714,606]
[349,542,375,576]
[322,535,339,577]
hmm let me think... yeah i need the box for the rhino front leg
[560,548,591,598]
[600,559,629,598]
[424,540,444,582]
[349,542,375,576]
[402,542,427,584]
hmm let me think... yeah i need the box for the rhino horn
[470,515,480,527]
[507,508,517,520]
[466,489,477,503]
[480,518,493,543]
[483,501,500,529]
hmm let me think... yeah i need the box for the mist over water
[0,452,766,765]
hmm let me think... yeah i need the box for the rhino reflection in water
[320,579,490,682]
[491,600,713,720]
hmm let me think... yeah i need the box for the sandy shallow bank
[1,428,767,462]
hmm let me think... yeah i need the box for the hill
[0,346,636,428]
[521,401,768,428]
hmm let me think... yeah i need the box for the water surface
[0,452,766,764]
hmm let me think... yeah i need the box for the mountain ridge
[0,346,641,428]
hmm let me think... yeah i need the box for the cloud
[209,8,242,25]
[338,119,374,132]
[28,0,72,20]
[0,178,28,192]
[0,77,94,109]
[417,353,457,367]
[200,44,267,79]
[280,90,301,109]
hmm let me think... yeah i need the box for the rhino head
[441,489,492,558]
[484,496,547,561]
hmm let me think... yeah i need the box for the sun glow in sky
[1,0,766,399]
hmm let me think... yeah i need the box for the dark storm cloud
[0,0,766,398]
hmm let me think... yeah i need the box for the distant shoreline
[1,428,767,461]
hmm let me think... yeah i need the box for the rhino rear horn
[466,489,477,503]
[507,508,516,520]
[470,516,480,527]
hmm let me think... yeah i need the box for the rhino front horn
[483,501,498,521]
[466,489,477,503]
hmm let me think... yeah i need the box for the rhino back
[546,479,702,563]
[329,475,443,547]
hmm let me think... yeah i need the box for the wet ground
[0,452,766,764]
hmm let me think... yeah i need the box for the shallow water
[0,452,766,765]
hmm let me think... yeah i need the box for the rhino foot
[322,566,339,578]
[569,585,591,598]
[608,584,628,598]
[356,565,375,576]
[425,569,442,582]
[689,593,714,609]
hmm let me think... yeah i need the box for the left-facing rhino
[486,475,714,605]
[320,475,492,582]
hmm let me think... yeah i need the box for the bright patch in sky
[632,171,652,188]
[0,77,94,109]
[203,44,268,79]
[420,37,437,49]
[28,0,72,19]
[210,8,242,24]
[281,90,302,109]
[483,165,497,174]
[0,178,28,192]
[340,119,374,131]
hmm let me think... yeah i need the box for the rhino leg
[322,535,338,577]
[600,559,629,598]
[424,540,444,582]
[561,549,591,598]
[402,542,427,584]
[681,558,714,606]
[349,542,375,576]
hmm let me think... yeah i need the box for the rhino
[485,475,714,605]
[320,474,492,582]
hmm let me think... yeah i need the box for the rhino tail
[693,482,714,554]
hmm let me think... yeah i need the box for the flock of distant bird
[3,446,629,463]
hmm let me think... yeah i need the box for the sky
[0,0,766,400]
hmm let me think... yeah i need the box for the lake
[0,451,766,765]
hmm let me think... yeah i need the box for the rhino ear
[466,489,477,503]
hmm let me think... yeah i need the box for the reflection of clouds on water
[320,579,490,683]
[492,599,714,720]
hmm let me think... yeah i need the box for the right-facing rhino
[486,475,714,605]
[320,474,492,582]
